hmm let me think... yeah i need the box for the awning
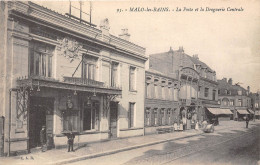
[207,108,220,115]
[237,109,249,115]
[219,108,233,115]
[207,108,232,115]
[248,109,254,114]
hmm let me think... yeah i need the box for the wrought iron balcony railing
[63,77,104,87]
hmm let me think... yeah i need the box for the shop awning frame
[236,109,250,115]
[207,108,233,115]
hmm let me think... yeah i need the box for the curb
[51,131,204,165]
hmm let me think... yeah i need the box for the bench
[156,127,174,134]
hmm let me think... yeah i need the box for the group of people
[40,126,75,152]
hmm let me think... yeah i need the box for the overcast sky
[33,0,260,92]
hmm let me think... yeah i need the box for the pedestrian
[246,116,249,128]
[67,132,75,152]
[40,125,46,152]
[195,120,199,130]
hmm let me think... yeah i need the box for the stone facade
[218,78,251,120]
[0,1,147,155]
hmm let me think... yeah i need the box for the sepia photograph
[0,0,259,164]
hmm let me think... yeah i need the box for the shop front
[17,76,121,151]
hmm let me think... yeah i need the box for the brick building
[144,69,179,134]
[0,1,147,155]
[148,47,221,129]
[217,78,251,120]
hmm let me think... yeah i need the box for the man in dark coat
[40,126,46,152]
[246,115,250,128]
[67,132,75,152]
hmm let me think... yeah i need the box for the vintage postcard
[0,0,259,165]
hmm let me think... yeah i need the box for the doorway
[29,97,54,149]
[110,102,118,138]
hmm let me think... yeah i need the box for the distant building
[148,47,220,127]
[0,1,147,155]
[249,92,260,120]
[144,69,179,134]
[217,78,251,120]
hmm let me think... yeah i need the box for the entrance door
[29,97,54,149]
[110,102,118,138]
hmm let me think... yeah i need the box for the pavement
[0,120,259,165]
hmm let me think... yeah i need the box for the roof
[149,49,214,72]
[146,69,176,80]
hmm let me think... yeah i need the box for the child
[67,132,75,152]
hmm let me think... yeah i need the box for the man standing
[67,132,75,152]
[40,126,46,152]
[246,115,250,128]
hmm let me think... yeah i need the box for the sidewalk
[1,120,259,165]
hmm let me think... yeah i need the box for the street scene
[0,1,260,165]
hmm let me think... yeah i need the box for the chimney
[178,46,184,52]
[100,18,110,36]
[228,78,232,85]
[247,86,250,93]
[119,28,130,41]
[169,46,173,52]
[193,54,199,60]
[223,78,227,82]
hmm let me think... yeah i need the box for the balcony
[17,76,122,95]
[63,77,104,87]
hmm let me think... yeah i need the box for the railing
[63,77,104,87]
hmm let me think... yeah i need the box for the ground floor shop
[4,77,124,155]
[144,99,206,134]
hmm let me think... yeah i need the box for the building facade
[249,92,260,120]
[148,47,220,128]
[0,1,147,155]
[144,69,179,134]
[218,78,251,120]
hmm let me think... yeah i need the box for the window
[225,90,228,95]
[218,90,220,95]
[83,102,99,131]
[152,109,158,126]
[129,103,135,128]
[218,99,221,104]
[227,90,231,95]
[238,99,242,106]
[230,100,234,106]
[255,103,259,108]
[238,90,242,96]
[154,84,159,98]
[213,90,216,101]
[111,62,119,87]
[145,108,151,126]
[82,55,97,80]
[173,88,178,101]
[158,109,164,126]
[62,111,79,132]
[29,41,54,77]
[168,87,173,100]
[129,66,136,91]
[204,88,209,97]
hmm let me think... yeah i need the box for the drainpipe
[8,88,17,157]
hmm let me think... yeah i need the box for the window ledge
[120,127,143,131]
[129,90,137,93]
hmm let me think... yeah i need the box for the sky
[32,0,260,92]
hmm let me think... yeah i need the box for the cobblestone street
[70,121,260,165]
